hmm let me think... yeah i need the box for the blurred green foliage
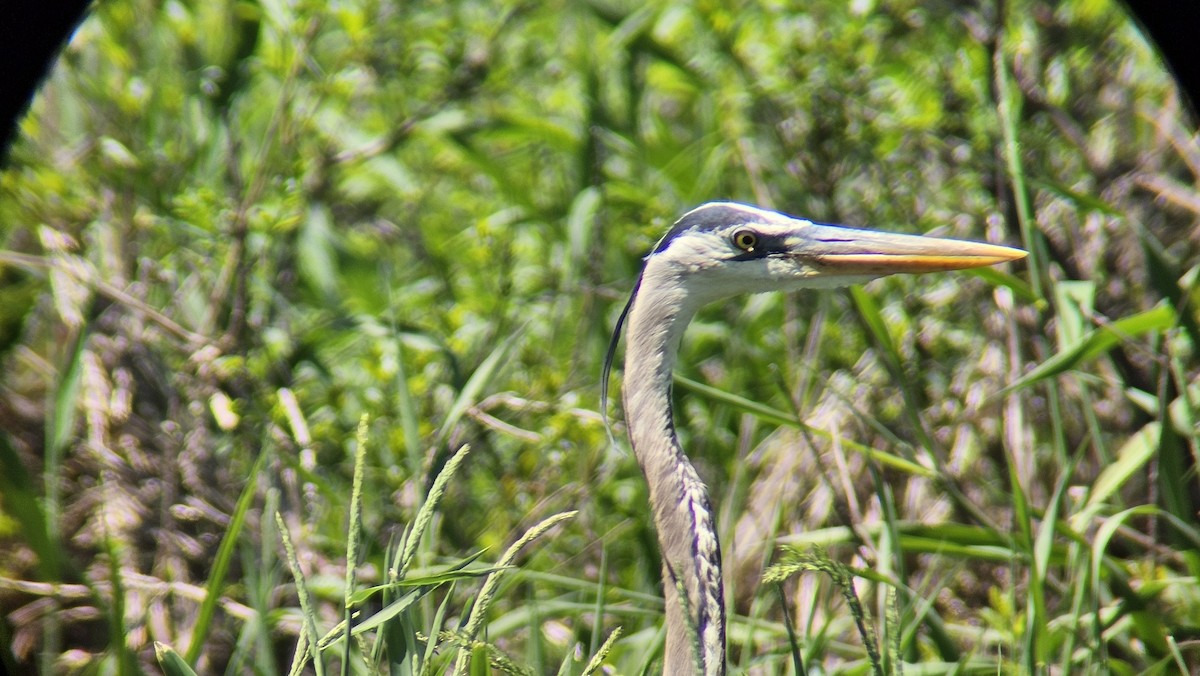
[2,0,1199,673]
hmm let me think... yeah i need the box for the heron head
[600,202,1026,413]
[643,202,1026,304]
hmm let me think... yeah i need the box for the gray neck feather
[622,262,726,676]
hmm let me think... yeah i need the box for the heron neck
[622,269,726,676]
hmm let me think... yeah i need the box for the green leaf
[469,644,491,676]
[970,266,1040,305]
[186,448,267,663]
[673,374,935,478]
[1053,280,1095,349]
[1032,178,1125,217]
[434,331,522,447]
[299,203,339,301]
[156,642,200,676]
[1084,423,1157,516]
[348,589,424,636]
[0,432,62,580]
[999,304,1176,396]
[348,561,502,605]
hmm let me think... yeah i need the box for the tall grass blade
[969,266,1039,304]
[775,583,806,676]
[184,443,267,663]
[675,374,934,477]
[588,546,609,660]
[997,305,1175,396]
[581,627,622,676]
[766,547,883,675]
[453,511,577,672]
[994,35,1045,300]
[288,628,312,676]
[277,510,326,676]
[399,444,471,574]
[850,285,934,454]
[1073,423,1157,530]
[1139,227,1200,349]
[435,331,522,448]
[42,326,86,593]
[342,415,370,676]
[103,531,135,676]
[0,433,62,580]
[393,332,423,486]
[155,642,200,676]
[344,588,424,636]
[422,582,456,669]
[469,643,491,676]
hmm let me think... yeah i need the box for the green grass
[2,0,1199,673]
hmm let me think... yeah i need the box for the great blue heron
[603,202,1025,674]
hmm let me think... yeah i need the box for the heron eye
[732,229,758,251]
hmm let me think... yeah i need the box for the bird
[602,202,1026,675]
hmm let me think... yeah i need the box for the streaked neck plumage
[622,255,726,676]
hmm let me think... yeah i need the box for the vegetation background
[2,0,1198,673]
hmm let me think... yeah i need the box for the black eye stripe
[731,230,790,260]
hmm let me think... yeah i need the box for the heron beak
[795,222,1027,275]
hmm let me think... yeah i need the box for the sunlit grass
[2,0,1198,673]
